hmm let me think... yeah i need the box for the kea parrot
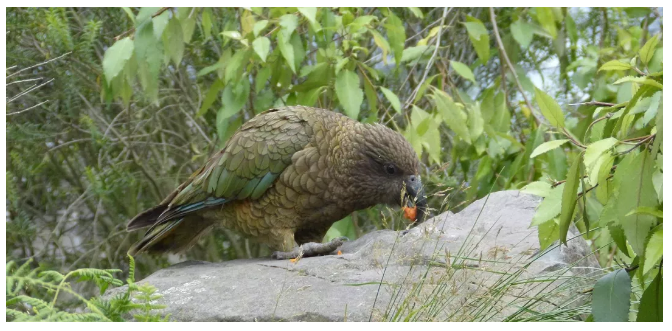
[127,106,427,259]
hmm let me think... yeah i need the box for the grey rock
[108,190,601,321]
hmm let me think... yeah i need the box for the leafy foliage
[6,7,662,321]
[6,256,168,321]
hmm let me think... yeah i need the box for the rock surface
[109,191,601,321]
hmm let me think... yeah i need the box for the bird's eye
[385,164,396,175]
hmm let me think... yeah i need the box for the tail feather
[127,205,167,231]
[127,215,214,256]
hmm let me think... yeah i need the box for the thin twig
[489,8,543,126]
[6,78,54,103]
[5,52,71,79]
[583,112,613,142]
[552,165,617,188]
[405,11,445,42]
[618,134,655,154]
[631,66,647,76]
[622,134,655,143]
[562,128,587,149]
[576,175,614,200]
[114,7,170,41]
[6,77,44,86]
[6,100,49,116]
[568,101,616,107]
[404,7,450,110]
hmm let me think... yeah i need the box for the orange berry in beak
[403,206,417,222]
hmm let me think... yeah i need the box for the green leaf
[253,20,269,37]
[538,219,559,250]
[488,92,510,133]
[608,223,630,256]
[418,25,442,46]
[134,21,163,102]
[625,206,663,218]
[534,87,565,128]
[642,227,662,274]
[615,151,658,256]
[324,216,356,242]
[385,13,406,66]
[201,8,213,40]
[636,270,662,322]
[422,117,442,164]
[464,17,490,63]
[510,20,534,48]
[639,33,660,66]
[221,31,242,40]
[467,104,484,142]
[565,15,578,43]
[407,7,423,18]
[279,14,299,40]
[559,154,582,244]
[407,106,441,164]
[218,79,250,122]
[177,8,196,43]
[349,16,378,33]
[401,45,430,63]
[224,50,249,83]
[136,7,159,26]
[296,87,324,107]
[598,60,632,72]
[277,33,296,73]
[404,106,426,157]
[197,79,224,117]
[547,145,568,181]
[530,139,569,158]
[335,58,349,74]
[521,181,552,198]
[596,155,615,204]
[535,8,557,39]
[240,10,255,37]
[290,33,305,73]
[162,18,184,67]
[362,74,378,113]
[335,70,363,119]
[642,91,661,125]
[584,137,617,170]
[121,7,136,24]
[531,183,564,226]
[103,37,134,84]
[252,37,270,62]
[592,269,631,322]
[416,117,431,136]
[463,22,488,40]
[450,61,476,83]
[379,87,401,114]
[152,10,170,39]
[433,90,471,144]
[369,29,391,65]
[613,76,663,89]
[297,7,317,24]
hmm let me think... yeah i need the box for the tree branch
[489,7,543,126]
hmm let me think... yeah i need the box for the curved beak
[405,175,428,224]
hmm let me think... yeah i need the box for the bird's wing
[155,108,314,224]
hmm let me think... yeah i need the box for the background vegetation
[6,7,662,321]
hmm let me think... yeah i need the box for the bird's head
[348,123,428,223]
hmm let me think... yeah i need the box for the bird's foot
[271,236,348,260]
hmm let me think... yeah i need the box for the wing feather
[154,107,313,225]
